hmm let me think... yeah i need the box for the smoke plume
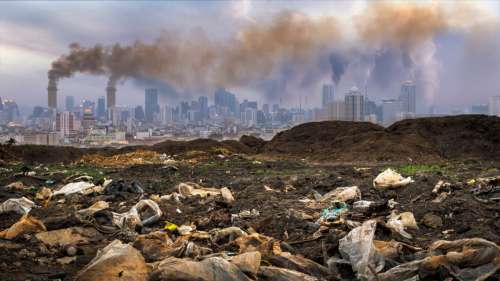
[47,2,496,108]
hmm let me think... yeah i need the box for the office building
[322,84,335,108]
[399,80,416,114]
[214,88,237,116]
[145,88,159,123]
[326,100,345,121]
[344,86,364,121]
[65,96,75,112]
[97,96,106,120]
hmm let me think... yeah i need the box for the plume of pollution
[47,2,495,105]
[48,11,340,98]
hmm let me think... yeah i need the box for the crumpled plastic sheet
[373,168,413,189]
[339,220,385,281]
[0,197,36,215]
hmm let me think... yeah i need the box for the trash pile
[0,158,499,281]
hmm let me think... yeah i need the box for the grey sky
[1,1,499,114]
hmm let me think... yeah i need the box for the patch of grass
[396,164,443,175]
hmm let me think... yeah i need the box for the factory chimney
[47,80,57,109]
[106,85,116,109]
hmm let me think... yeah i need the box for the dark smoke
[329,53,348,85]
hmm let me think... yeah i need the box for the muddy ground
[0,151,499,280]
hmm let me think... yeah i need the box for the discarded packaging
[35,187,53,205]
[104,179,143,194]
[339,220,385,281]
[76,201,109,218]
[318,201,348,222]
[151,257,251,281]
[231,209,260,223]
[0,214,46,240]
[0,197,36,215]
[373,168,413,189]
[75,240,149,281]
[386,211,418,239]
[320,186,361,202]
[221,187,235,203]
[177,182,221,198]
[53,181,103,196]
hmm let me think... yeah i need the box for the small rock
[66,246,78,256]
[422,213,443,229]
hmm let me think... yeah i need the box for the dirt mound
[264,115,500,162]
[151,138,252,155]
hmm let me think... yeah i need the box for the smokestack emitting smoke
[47,3,491,106]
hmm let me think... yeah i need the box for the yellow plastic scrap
[164,221,178,231]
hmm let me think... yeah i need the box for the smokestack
[106,85,116,108]
[47,80,57,109]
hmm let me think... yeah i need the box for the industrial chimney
[47,80,57,109]
[106,85,116,108]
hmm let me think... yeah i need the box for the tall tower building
[106,85,116,109]
[322,84,335,108]
[65,96,75,112]
[344,86,364,121]
[48,80,57,109]
[399,80,416,114]
[145,88,159,123]
[97,96,106,120]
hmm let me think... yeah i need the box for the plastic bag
[339,220,385,281]
[0,197,36,215]
[373,169,413,189]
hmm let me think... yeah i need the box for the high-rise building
[326,101,345,121]
[199,96,209,119]
[48,80,57,109]
[382,99,403,126]
[489,96,500,116]
[134,106,145,121]
[65,96,75,112]
[145,88,159,122]
[214,88,237,116]
[97,96,106,120]
[344,86,364,121]
[56,111,76,136]
[106,85,116,109]
[399,80,416,114]
[322,84,335,108]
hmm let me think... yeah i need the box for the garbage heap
[0,166,499,281]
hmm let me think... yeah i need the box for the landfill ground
[0,147,499,281]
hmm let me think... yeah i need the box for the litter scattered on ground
[0,148,499,281]
[373,168,414,189]
[0,197,36,215]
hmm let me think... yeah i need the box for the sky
[1,0,500,114]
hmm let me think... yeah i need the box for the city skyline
[1,1,500,114]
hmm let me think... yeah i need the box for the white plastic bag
[373,169,413,189]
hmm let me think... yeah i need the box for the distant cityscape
[1,82,500,147]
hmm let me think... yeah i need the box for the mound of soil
[264,115,500,162]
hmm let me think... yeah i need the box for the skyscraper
[199,96,209,119]
[322,84,335,108]
[97,96,106,120]
[65,96,75,112]
[344,86,364,121]
[399,80,416,114]
[214,88,237,116]
[134,105,145,121]
[145,88,159,122]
